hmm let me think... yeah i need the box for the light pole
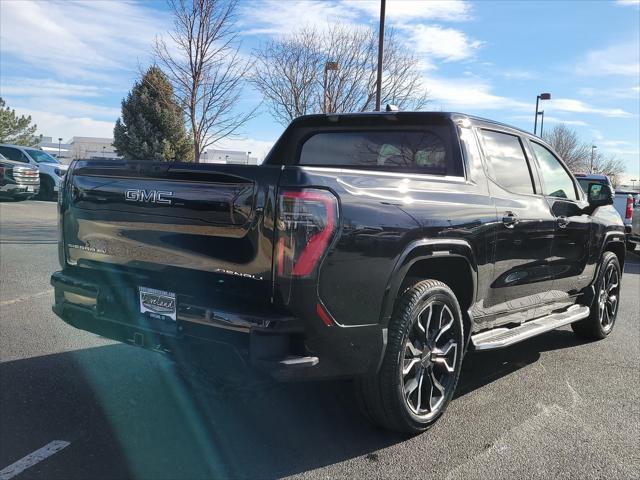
[631,179,637,190]
[534,92,551,135]
[538,110,545,137]
[246,151,252,164]
[590,145,597,173]
[58,137,62,158]
[375,0,387,111]
[323,61,339,113]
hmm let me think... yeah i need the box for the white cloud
[238,0,360,36]
[0,0,167,80]
[407,25,482,62]
[424,77,529,111]
[549,98,632,118]
[615,0,639,6]
[0,78,105,98]
[349,0,472,22]
[576,41,640,77]
[238,0,472,37]
[15,108,115,141]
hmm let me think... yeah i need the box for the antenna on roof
[385,104,399,112]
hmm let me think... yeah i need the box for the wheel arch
[380,239,477,331]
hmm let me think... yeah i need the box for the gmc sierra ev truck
[52,112,626,433]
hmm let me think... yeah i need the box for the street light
[246,151,252,164]
[323,61,339,113]
[375,0,387,111]
[58,137,62,158]
[631,179,637,190]
[534,92,551,135]
[590,145,597,173]
[537,110,545,137]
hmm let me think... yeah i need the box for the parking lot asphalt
[1,200,639,480]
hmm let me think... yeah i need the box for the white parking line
[0,440,70,480]
[0,290,53,307]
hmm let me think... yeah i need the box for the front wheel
[356,279,464,434]
[572,251,621,340]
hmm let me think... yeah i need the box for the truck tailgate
[61,161,282,299]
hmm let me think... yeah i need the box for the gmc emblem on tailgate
[125,189,173,204]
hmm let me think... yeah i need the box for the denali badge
[125,189,173,204]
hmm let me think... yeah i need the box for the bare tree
[543,123,591,171]
[592,153,626,187]
[154,0,254,162]
[543,123,626,185]
[251,24,428,126]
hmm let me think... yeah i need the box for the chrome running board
[471,305,590,351]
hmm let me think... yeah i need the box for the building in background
[201,149,258,165]
[38,136,72,159]
[37,137,260,165]
[68,137,119,160]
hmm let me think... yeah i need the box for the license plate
[27,186,34,192]
[139,287,176,321]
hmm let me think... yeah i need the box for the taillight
[626,195,633,221]
[276,189,338,278]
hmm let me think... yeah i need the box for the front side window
[480,130,534,194]
[25,149,59,164]
[530,142,577,200]
[299,129,460,176]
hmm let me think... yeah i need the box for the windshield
[577,178,607,193]
[25,149,59,164]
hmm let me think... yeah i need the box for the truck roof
[292,111,539,139]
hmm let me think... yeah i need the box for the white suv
[0,144,68,200]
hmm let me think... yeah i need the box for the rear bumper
[51,270,385,381]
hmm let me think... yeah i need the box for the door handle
[502,212,518,228]
[557,216,569,228]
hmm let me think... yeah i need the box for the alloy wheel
[599,263,619,332]
[401,300,459,420]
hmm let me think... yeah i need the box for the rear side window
[0,146,27,162]
[299,129,461,176]
[480,130,535,195]
[530,142,577,200]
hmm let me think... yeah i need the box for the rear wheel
[356,279,464,434]
[627,242,636,252]
[572,251,621,340]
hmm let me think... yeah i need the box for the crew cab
[51,112,626,433]
[0,152,39,200]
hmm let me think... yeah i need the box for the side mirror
[587,182,614,210]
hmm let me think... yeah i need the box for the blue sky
[0,0,638,180]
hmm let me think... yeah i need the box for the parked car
[0,144,68,200]
[615,189,640,252]
[575,173,636,251]
[51,112,626,434]
[0,152,39,200]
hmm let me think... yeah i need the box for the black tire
[356,279,464,434]
[572,251,621,340]
[627,242,636,253]
[39,176,54,201]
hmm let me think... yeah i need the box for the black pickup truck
[52,112,626,433]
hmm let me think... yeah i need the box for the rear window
[298,129,461,176]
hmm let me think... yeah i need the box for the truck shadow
[1,326,592,480]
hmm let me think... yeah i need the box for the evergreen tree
[0,98,39,146]
[113,66,193,161]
